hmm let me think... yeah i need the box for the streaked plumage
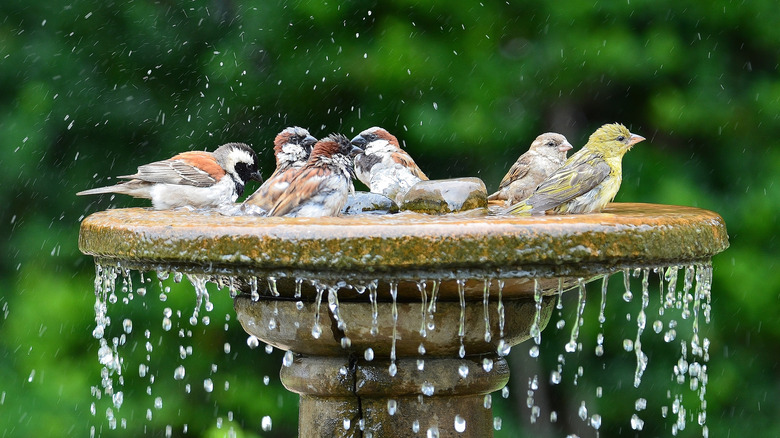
[351,127,428,204]
[488,132,572,204]
[244,127,317,211]
[77,143,262,209]
[267,134,362,217]
[506,123,645,215]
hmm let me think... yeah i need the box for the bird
[351,127,428,204]
[506,123,645,215]
[76,143,262,210]
[243,127,318,211]
[267,133,363,217]
[488,132,573,204]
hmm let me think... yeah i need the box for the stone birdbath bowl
[78,202,728,437]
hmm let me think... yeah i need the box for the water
[89,263,713,436]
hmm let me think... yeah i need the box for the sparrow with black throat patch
[267,133,362,217]
[243,127,317,211]
[488,132,572,204]
[77,143,262,210]
[351,127,428,204]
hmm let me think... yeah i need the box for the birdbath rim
[78,202,729,281]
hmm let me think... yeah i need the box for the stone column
[234,290,556,437]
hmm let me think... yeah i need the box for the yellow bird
[506,123,645,215]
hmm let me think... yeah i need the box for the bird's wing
[390,151,428,180]
[523,155,611,212]
[497,153,533,190]
[245,168,298,209]
[267,165,331,217]
[120,152,223,187]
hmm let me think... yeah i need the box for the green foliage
[2,0,777,436]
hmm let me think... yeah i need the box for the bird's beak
[351,135,367,149]
[559,141,573,152]
[303,135,318,147]
[628,134,646,146]
[349,145,364,158]
[250,170,263,182]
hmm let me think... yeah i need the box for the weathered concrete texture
[400,177,488,214]
[79,203,730,280]
[282,355,508,437]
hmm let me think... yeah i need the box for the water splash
[389,281,399,377]
[457,279,466,358]
[564,279,586,353]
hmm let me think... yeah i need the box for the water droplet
[421,382,434,396]
[578,401,588,420]
[364,348,374,361]
[501,386,509,398]
[283,351,294,367]
[630,414,644,430]
[203,378,213,392]
[458,364,469,378]
[265,344,274,354]
[223,343,231,354]
[261,416,272,431]
[482,358,493,372]
[590,414,602,430]
[311,323,322,339]
[173,365,185,380]
[387,399,397,415]
[492,417,502,431]
[427,426,440,437]
[454,415,466,433]
[122,319,133,334]
[412,420,420,433]
[529,345,539,357]
[483,394,492,409]
[388,362,397,377]
[263,376,270,385]
[246,335,259,348]
[623,339,634,351]
[343,418,351,430]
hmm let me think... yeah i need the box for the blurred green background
[1,0,777,436]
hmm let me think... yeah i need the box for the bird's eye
[617,135,626,142]
[546,142,555,147]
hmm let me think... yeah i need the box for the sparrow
[488,132,573,204]
[243,127,318,211]
[350,127,428,204]
[267,133,363,217]
[506,123,645,215]
[77,143,262,210]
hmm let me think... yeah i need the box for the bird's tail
[76,185,122,196]
[77,180,149,198]
[505,201,533,215]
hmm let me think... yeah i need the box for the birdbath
[78,202,728,437]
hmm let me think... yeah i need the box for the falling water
[89,262,714,436]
